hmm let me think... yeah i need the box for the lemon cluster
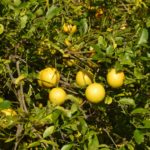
[38,67,125,105]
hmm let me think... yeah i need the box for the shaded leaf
[79,118,88,135]
[143,120,150,128]
[79,18,88,34]
[118,97,136,107]
[0,100,11,110]
[106,45,114,56]
[138,28,148,45]
[134,129,144,144]
[98,36,107,48]
[5,137,16,143]
[131,108,149,115]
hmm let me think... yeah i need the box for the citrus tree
[0,0,150,150]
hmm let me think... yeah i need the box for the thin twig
[103,128,118,149]
[16,61,28,113]
[14,124,24,150]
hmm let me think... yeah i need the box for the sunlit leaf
[61,144,73,150]
[14,0,21,6]
[105,96,113,105]
[88,134,99,150]
[43,126,55,138]
[27,141,41,148]
[46,5,61,20]
[20,15,28,29]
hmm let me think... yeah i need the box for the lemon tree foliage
[0,0,150,149]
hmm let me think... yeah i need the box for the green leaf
[106,45,114,56]
[0,100,11,110]
[70,103,78,114]
[40,139,58,147]
[98,36,107,48]
[138,28,148,45]
[146,18,150,28]
[134,129,144,144]
[105,96,113,105]
[46,5,61,20]
[99,144,110,150]
[5,137,16,143]
[127,143,135,150]
[119,53,133,65]
[79,18,88,34]
[79,118,88,135]
[27,141,41,148]
[0,24,4,34]
[43,126,55,138]
[118,97,136,107]
[20,15,28,29]
[0,97,4,103]
[143,120,150,128]
[14,0,21,6]
[134,68,144,79]
[61,144,73,150]
[88,134,99,150]
[131,108,149,115]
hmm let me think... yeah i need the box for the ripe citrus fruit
[76,71,92,87]
[49,87,67,105]
[107,68,125,88]
[85,83,105,103]
[38,67,60,88]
